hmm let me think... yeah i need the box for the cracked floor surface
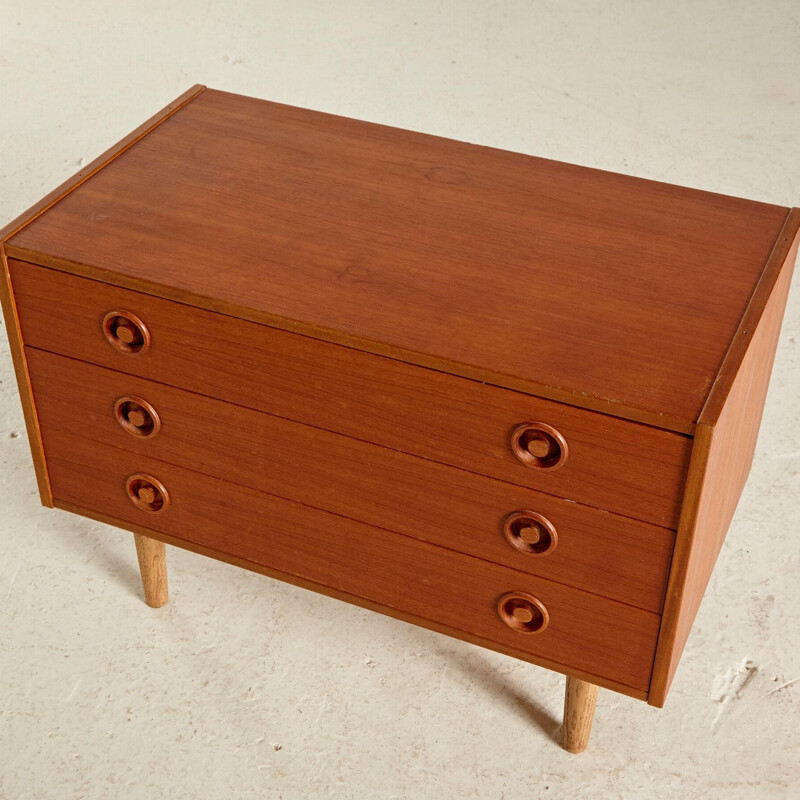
[1,2,799,798]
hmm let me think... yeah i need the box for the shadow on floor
[56,512,144,602]
[436,643,562,743]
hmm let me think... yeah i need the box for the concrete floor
[1,2,799,798]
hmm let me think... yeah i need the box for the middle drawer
[27,347,674,612]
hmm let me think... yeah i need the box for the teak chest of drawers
[2,85,798,754]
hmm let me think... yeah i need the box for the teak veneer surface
[60,495,652,702]
[27,347,674,612]
[0,84,206,510]
[10,259,691,527]
[649,231,799,706]
[2,86,797,721]
[0,254,52,504]
[41,428,661,693]
[5,88,793,430]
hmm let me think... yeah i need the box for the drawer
[41,428,661,693]
[27,348,675,612]
[11,259,691,527]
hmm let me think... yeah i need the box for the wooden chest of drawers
[2,85,797,753]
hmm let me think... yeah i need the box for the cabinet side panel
[0,245,52,504]
[649,234,798,706]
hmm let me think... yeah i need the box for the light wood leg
[562,676,598,753]
[133,533,168,608]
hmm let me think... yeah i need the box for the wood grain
[55,497,648,702]
[11,260,692,528]
[648,229,798,706]
[5,86,795,714]
[41,428,661,693]
[5,89,789,429]
[27,347,675,612]
[0,247,52,505]
[0,86,206,509]
[133,533,168,608]
[0,85,205,242]
[562,677,599,753]
[700,208,800,424]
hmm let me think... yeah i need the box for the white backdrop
[1,2,798,798]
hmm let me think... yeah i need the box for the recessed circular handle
[497,592,549,634]
[510,422,568,470]
[102,310,150,354]
[114,396,161,438]
[125,474,169,513]
[503,511,558,555]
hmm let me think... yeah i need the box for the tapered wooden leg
[133,533,168,608]
[562,676,598,753]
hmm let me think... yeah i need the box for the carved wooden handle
[126,474,169,513]
[497,592,549,634]
[503,511,558,555]
[115,396,161,438]
[510,422,568,470]
[102,310,150,354]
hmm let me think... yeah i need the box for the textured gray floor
[1,2,799,798]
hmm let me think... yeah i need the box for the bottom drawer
[41,428,660,694]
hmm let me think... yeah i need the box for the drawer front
[11,259,691,527]
[27,348,675,612]
[41,428,660,692]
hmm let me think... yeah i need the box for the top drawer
[10,260,691,527]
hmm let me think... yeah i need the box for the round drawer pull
[503,511,558,555]
[114,396,161,438]
[102,310,150,355]
[497,592,549,634]
[126,474,169,513]
[510,422,568,470]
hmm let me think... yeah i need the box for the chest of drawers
[1,85,797,754]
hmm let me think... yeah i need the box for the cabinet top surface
[6,88,796,429]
